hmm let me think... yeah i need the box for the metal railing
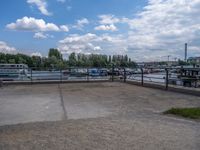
[122,67,200,90]
[1,66,200,90]
[0,67,113,83]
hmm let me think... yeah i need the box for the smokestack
[185,43,187,62]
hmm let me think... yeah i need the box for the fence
[122,67,200,90]
[0,67,114,83]
[1,66,200,90]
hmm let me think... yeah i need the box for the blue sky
[0,0,200,61]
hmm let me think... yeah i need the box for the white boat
[0,64,28,80]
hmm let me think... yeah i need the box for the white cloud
[33,32,53,39]
[58,33,98,54]
[31,52,42,57]
[10,0,200,62]
[34,32,47,39]
[63,1,198,61]
[58,33,127,55]
[27,0,52,16]
[60,25,69,32]
[66,6,72,11]
[0,41,16,53]
[59,33,97,44]
[98,14,120,25]
[77,18,89,26]
[94,46,102,51]
[6,17,69,32]
[57,0,200,61]
[120,0,200,61]
[94,24,117,31]
[95,14,119,32]
[73,18,89,30]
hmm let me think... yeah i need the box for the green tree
[108,55,112,63]
[8,59,15,64]
[32,56,42,69]
[68,52,77,66]
[48,48,62,60]
[0,53,6,63]
[178,59,189,66]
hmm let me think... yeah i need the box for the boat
[0,64,28,81]
[88,68,100,76]
[169,66,200,87]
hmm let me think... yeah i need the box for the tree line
[0,49,137,69]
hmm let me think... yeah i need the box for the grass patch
[164,107,200,119]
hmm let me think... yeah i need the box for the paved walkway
[0,82,200,150]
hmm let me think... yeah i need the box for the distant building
[188,57,200,64]
[137,61,178,68]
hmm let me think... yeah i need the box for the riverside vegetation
[0,48,137,70]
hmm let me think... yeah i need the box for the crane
[161,55,171,62]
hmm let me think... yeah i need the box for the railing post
[195,81,197,88]
[141,68,144,86]
[0,79,3,87]
[165,68,169,90]
[124,68,126,82]
[87,68,89,82]
[112,64,114,82]
[31,69,33,84]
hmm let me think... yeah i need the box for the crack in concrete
[58,84,67,120]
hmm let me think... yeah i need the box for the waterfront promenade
[0,82,200,149]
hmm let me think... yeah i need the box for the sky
[0,0,200,62]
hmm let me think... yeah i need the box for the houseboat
[169,66,200,87]
[0,64,28,80]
